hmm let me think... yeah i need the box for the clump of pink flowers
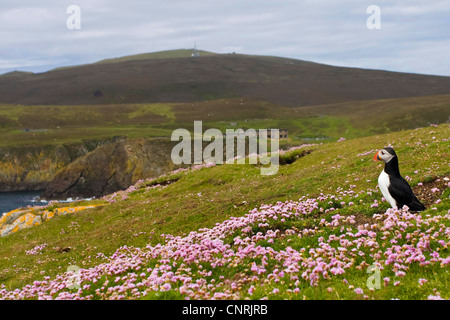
[1,181,448,300]
[25,244,48,256]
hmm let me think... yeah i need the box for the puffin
[373,147,426,211]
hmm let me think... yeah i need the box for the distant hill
[0,71,34,78]
[1,50,450,106]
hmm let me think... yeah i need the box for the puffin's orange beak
[373,151,381,162]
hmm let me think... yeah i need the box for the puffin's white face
[374,148,395,163]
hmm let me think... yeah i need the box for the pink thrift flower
[441,257,450,266]
[161,283,171,291]
[248,285,255,295]
[395,271,406,277]
[354,288,363,295]
[418,279,428,286]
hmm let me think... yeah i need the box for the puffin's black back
[383,147,426,211]
[387,177,426,211]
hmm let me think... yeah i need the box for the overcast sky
[1,0,449,76]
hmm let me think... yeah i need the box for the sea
[0,191,48,217]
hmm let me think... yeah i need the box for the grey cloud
[0,0,449,76]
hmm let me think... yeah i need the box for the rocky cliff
[0,138,121,192]
[1,136,235,200]
[40,138,184,200]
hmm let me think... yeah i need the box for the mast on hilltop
[192,42,200,57]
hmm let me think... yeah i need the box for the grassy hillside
[0,95,449,147]
[0,124,448,299]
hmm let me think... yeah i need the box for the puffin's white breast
[378,170,397,208]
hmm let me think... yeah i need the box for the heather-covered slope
[1,52,450,106]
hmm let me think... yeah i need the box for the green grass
[0,124,448,299]
[127,103,176,122]
[0,103,176,146]
[1,95,448,147]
